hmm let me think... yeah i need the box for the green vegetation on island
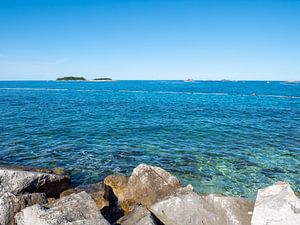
[93,77,112,81]
[57,76,86,81]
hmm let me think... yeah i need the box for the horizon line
[0,79,295,82]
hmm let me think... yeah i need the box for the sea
[0,80,299,198]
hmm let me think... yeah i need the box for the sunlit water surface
[0,80,299,198]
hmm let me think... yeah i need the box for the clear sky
[0,0,299,80]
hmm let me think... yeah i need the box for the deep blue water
[0,80,299,198]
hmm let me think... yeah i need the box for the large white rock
[251,182,300,225]
[0,167,70,198]
[0,192,46,225]
[15,191,109,225]
[150,192,254,225]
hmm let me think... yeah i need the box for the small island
[57,76,86,81]
[93,77,112,81]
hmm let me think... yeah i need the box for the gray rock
[251,182,300,225]
[150,192,254,225]
[117,206,157,225]
[15,191,109,225]
[0,192,46,225]
[65,182,108,209]
[0,167,70,198]
[125,164,181,208]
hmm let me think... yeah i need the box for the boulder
[104,175,129,203]
[0,192,46,225]
[117,206,157,225]
[124,164,181,208]
[0,167,70,198]
[60,182,109,209]
[150,192,254,225]
[15,191,110,225]
[251,182,300,225]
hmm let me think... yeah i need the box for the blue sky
[0,0,299,80]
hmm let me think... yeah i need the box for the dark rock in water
[117,205,158,225]
[15,191,109,225]
[0,192,47,225]
[123,164,181,210]
[150,192,254,225]
[251,182,300,225]
[0,167,71,198]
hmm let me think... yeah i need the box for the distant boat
[184,78,194,82]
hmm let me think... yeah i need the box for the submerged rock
[0,192,46,225]
[125,164,181,209]
[0,167,70,198]
[150,192,254,225]
[15,191,109,225]
[117,206,157,225]
[251,182,300,225]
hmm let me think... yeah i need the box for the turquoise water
[0,80,299,198]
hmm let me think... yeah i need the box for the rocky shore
[0,164,299,225]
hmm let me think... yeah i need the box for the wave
[154,91,228,96]
[192,92,228,96]
[259,94,300,99]
[118,90,148,93]
[0,88,68,91]
[1,88,297,99]
[280,82,300,86]
[77,89,112,92]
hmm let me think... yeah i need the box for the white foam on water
[118,90,148,93]
[154,91,228,96]
[77,89,112,92]
[0,88,68,91]
[260,94,300,99]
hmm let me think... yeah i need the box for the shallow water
[0,80,299,198]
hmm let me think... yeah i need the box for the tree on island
[57,76,86,81]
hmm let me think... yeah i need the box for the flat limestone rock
[117,206,157,225]
[15,191,109,225]
[150,192,254,225]
[125,164,181,208]
[251,182,300,225]
[0,167,70,198]
[0,192,46,225]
